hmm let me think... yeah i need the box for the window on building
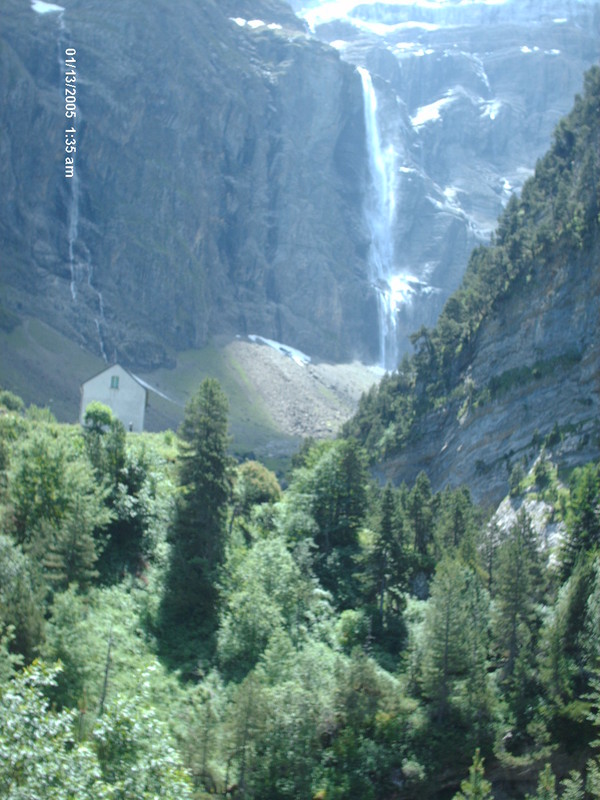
[110,375,119,389]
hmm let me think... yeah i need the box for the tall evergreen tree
[493,511,542,679]
[493,511,544,746]
[160,378,233,667]
[309,439,368,607]
[358,483,407,650]
[409,471,433,559]
[538,557,595,712]
[420,557,489,726]
[376,482,407,618]
[562,462,600,576]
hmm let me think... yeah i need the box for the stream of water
[45,2,108,361]
[358,66,400,371]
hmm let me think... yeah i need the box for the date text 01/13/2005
[64,48,77,179]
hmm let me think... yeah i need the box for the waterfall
[66,164,107,360]
[49,8,108,362]
[358,67,399,371]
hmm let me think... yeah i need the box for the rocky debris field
[227,339,382,439]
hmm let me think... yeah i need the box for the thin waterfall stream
[46,3,108,361]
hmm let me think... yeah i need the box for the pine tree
[160,378,233,666]
[409,471,433,559]
[562,462,600,576]
[493,511,544,744]
[368,484,407,620]
[44,496,100,592]
[538,557,594,707]
[309,439,368,607]
[483,520,501,593]
[421,557,479,723]
[461,569,494,746]
[526,764,557,800]
[493,510,542,679]
[452,749,493,800]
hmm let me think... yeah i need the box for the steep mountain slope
[347,66,600,505]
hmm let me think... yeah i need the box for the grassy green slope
[137,345,299,467]
[0,319,297,470]
[0,317,105,423]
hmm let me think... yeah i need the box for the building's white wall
[80,365,146,432]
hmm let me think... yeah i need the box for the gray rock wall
[377,240,600,506]
[0,0,378,368]
[305,0,600,358]
[2,0,600,379]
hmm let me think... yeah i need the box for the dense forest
[0,377,599,799]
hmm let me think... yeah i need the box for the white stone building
[79,364,148,432]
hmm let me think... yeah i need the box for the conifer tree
[409,471,433,559]
[560,771,585,800]
[538,557,594,707]
[493,511,544,743]
[43,496,101,592]
[421,556,467,721]
[420,557,488,724]
[493,511,542,679]
[526,764,557,800]
[364,483,407,621]
[452,749,493,800]
[309,438,368,607]
[160,378,233,666]
[561,462,600,576]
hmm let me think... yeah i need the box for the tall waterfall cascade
[358,68,420,371]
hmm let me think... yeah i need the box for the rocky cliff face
[1,0,377,368]
[297,0,600,355]
[1,0,599,378]
[377,235,600,506]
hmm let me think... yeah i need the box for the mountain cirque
[2,0,600,378]
[298,0,600,353]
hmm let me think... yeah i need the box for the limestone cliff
[377,240,600,506]
[2,0,599,390]
[0,0,377,368]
